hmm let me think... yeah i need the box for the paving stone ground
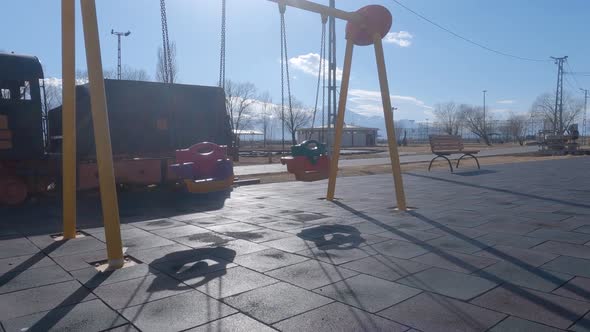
[2,157,590,331]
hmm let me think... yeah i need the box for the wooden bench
[429,135,480,172]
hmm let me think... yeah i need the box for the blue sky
[3,0,589,122]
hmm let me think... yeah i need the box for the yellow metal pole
[326,38,354,200]
[373,34,407,211]
[266,0,359,22]
[61,0,77,239]
[80,0,124,269]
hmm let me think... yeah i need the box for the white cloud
[496,99,516,104]
[288,53,343,81]
[383,31,413,47]
[348,88,433,120]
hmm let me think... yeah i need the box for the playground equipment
[269,1,408,210]
[277,4,331,181]
[281,140,330,181]
[0,64,232,204]
[52,0,409,269]
[169,142,234,193]
[537,124,590,155]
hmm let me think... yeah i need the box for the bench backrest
[429,135,464,152]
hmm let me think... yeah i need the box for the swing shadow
[24,247,237,331]
[296,224,366,250]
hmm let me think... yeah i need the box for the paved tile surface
[541,255,590,278]
[0,264,72,294]
[120,290,236,332]
[397,267,498,300]
[1,299,127,332]
[552,276,590,302]
[0,280,96,320]
[93,274,190,309]
[266,260,357,289]
[191,266,278,298]
[186,313,277,332]
[378,292,506,332]
[313,274,421,312]
[476,261,572,292]
[411,250,498,273]
[488,316,565,332]
[274,302,409,332]
[3,157,590,331]
[222,282,332,324]
[340,254,429,281]
[471,286,590,329]
[232,248,308,272]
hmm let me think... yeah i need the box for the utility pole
[111,30,131,80]
[581,88,588,145]
[482,90,487,140]
[326,0,337,153]
[551,56,568,133]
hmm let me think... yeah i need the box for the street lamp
[581,88,588,146]
[483,90,487,141]
[111,29,131,80]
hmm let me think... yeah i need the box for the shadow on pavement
[149,247,236,290]
[333,200,590,330]
[297,225,365,250]
[25,246,237,331]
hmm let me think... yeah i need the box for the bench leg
[456,154,480,169]
[429,155,453,172]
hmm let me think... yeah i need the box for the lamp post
[581,88,588,146]
[483,90,488,131]
[111,29,131,80]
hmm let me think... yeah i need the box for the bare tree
[530,92,584,133]
[43,83,62,111]
[75,67,149,82]
[433,101,462,135]
[225,80,257,134]
[460,104,492,145]
[120,66,150,81]
[156,41,178,83]
[506,112,528,145]
[278,98,313,145]
[75,69,90,84]
[257,92,273,147]
[101,66,150,81]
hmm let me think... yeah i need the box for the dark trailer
[48,79,232,158]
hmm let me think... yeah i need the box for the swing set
[269,1,407,212]
[59,0,408,270]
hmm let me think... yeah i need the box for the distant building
[297,124,378,147]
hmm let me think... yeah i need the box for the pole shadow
[332,200,590,330]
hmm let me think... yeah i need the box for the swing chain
[308,15,327,140]
[279,5,286,154]
[281,10,293,141]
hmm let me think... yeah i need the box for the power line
[565,60,583,90]
[389,0,551,63]
[564,75,578,91]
